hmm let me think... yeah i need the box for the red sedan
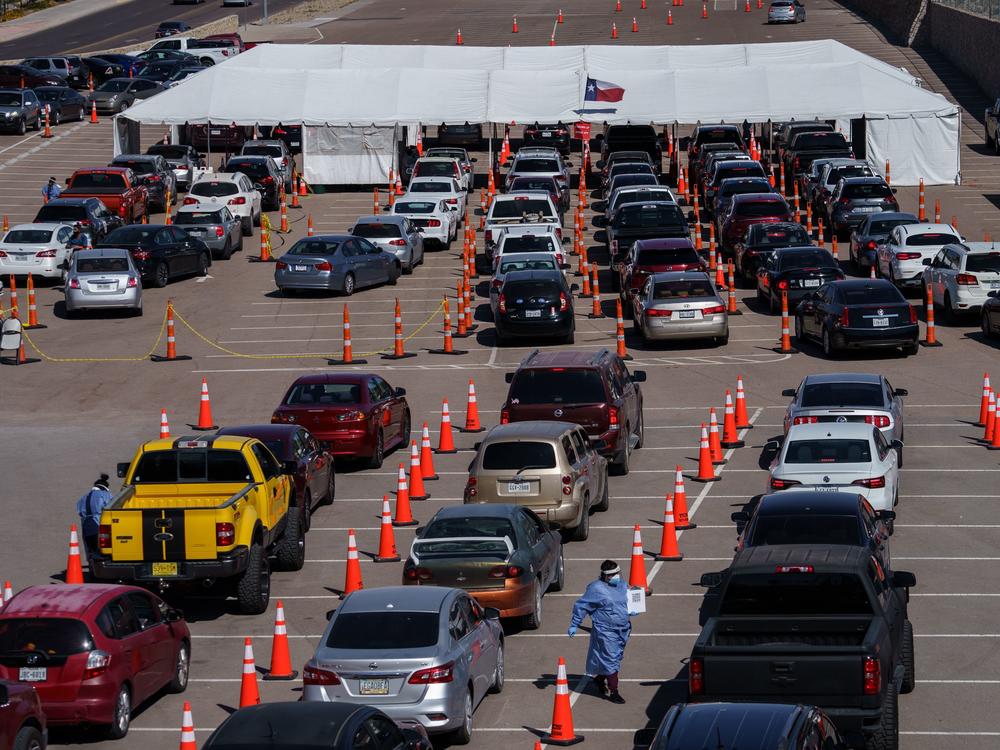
[271,373,411,469]
[718,193,793,252]
[617,238,706,305]
[0,585,190,740]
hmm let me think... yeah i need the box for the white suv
[484,192,561,261]
[921,241,1000,320]
[185,172,261,236]
[877,223,961,289]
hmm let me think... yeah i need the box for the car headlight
[5,112,14,119]
[108,95,117,103]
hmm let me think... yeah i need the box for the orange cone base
[727,308,743,316]
[2,353,40,366]
[247,256,278,264]
[409,492,430,502]
[688,472,719,484]
[263,669,298,681]
[920,340,943,348]
[22,323,47,330]
[373,553,401,563]
[393,518,419,527]
[541,734,585,747]
[328,357,369,365]
[381,352,417,360]
[428,347,468,356]
[150,354,192,362]
[655,551,683,562]
[588,311,607,319]
[675,520,697,530]
[459,426,485,434]
[190,423,219,431]
[453,325,478,337]
[434,448,458,454]
[721,439,745,449]
[771,345,799,354]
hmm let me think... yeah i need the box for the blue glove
[567,625,577,637]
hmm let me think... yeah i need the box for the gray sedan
[351,215,425,274]
[0,89,41,134]
[302,586,503,743]
[631,271,729,345]
[64,248,142,317]
[87,77,164,114]
[173,204,243,260]
[275,234,400,296]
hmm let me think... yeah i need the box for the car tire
[13,727,43,750]
[166,642,190,693]
[610,429,631,476]
[117,101,129,113]
[16,119,25,136]
[300,490,312,532]
[53,110,61,126]
[982,310,995,339]
[549,547,565,592]
[402,260,413,275]
[450,690,474,746]
[523,579,543,630]
[794,314,805,343]
[489,642,505,694]
[943,292,957,324]
[217,238,232,260]
[593,473,610,512]
[342,272,355,296]
[323,470,336,506]
[570,500,591,541]
[235,542,270,615]
[367,430,384,470]
[902,341,919,356]
[131,302,143,317]
[900,620,916,694]
[241,216,252,237]
[275,506,305,571]
[564,328,575,345]
[865,682,898,750]
[400,410,411,446]
[197,253,209,277]
[822,327,839,359]
[106,684,131,740]
[388,263,400,284]
[153,262,169,288]
[634,410,644,449]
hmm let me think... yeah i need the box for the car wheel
[235,542,270,615]
[16,118,25,136]
[77,106,84,121]
[523,579,543,630]
[167,642,190,693]
[131,301,143,317]
[593,472,610,512]
[400,410,411,446]
[943,292,957,324]
[323,469,336,506]
[53,110,61,126]
[218,238,232,260]
[570,500,591,541]
[450,690,474,746]
[489,641,505,694]
[197,253,209,277]
[241,216,252,236]
[153,262,169,288]
[549,547,566,592]
[794,314,804,343]
[367,430,384,470]
[611,428,631,476]
[253,211,261,228]
[117,101,129,113]
[902,341,919,356]
[342,272,355,297]
[275,505,305,571]
[865,683,898,750]
[564,329,575,345]
[768,290,778,314]
[402,260,413,275]
[715,330,730,346]
[982,310,995,339]
[301,490,312,532]
[388,263,400,284]
[12,727,44,750]
[106,684,131,739]
[900,620,916,694]
[822,327,839,359]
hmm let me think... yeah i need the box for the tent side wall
[864,112,961,186]
[303,125,397,186]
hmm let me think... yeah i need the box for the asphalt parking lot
[2,1,1000,749]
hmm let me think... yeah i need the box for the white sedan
[405,177,467,220]
[767,422,900,512]
[392,197,458,248]
[0,223,77,279]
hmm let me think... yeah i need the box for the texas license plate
[678,310,696,319]
[872,317,890,327]
[814,485,839,492]
[151,562,178,577]
[19,667,46,682]
[293,265,308,272]
[989,282,1000,290]
[360,678,389,695]
[507,481,531,494]
[525,309,542,318]
[804,279,821,287]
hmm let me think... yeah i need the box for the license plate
[151,562,178,577]
[507,481,531,494]
[814,485,839,492]
[210,129,222,135]
[525,309,542,318]
[19,667,46,682]
[678,310,696,319]
[872,317,889,327]
[542,132,552,137]
[293,264,308,272]
[804,279,820,287]
[858,206,879,213]
[989,282,1000,290]
[360,678,389,695]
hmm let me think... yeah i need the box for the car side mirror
[395,387,406,397]
[471,157,478,162]
[570,283,580,292]
[781,388,796,397]
[591,439,609,451]
[921,258,931,266]
[484,607,501,620]
[630,370,647,383]
[730,511,749,524]
[415,526,425,536]
[472,441,482,451]
[326,608,338,621]
[891,187,898,194]
[892,570,916,589]
[165,608,183,623]
[893,388,908,397]
[282,460,298,475]
[989,290,1000,298]
[700,571,724,588]
[596,160,605,169]
[117,462,130,478]
[504,373,514,383]
[875,510,896,522]
[890,439,903,452]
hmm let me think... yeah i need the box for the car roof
[498,252,557,264]
[840,176,886,185]
[1,584,142,617]
[959,241,1000,254]
[757,491,863,514]
[731,544,870,572]
[802,372,883,386]
[772,245,824,256]
[751,221,803,233]
[113,154,156,163]
[7,223,67,232]
[897,222,959,237]
[356,215,405,225]
[194,172,244,183]
[416,156,458,163]
[208,703,368,747]
[175,203,226,213]
[244,139,284,147]
[484,421,579,441]
[340,585,450,613]
[830,278,898,294]
[785,421,875,439]
[503,269,564,282]
[430,504,530,523]
[290,372,369,386]
[649,271,713,283]
[713,159,758,170]
[635,238,696,250]
[518,348,613,369]
[74,247,131,259]
[732,192,785,204]
[863,211,917,223]
[659,702,807,749]
[141,434,258,452]
[227,155,271,163]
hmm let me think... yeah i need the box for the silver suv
[351,215,425,273]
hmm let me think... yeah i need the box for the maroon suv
[0,585,190,739]
[618,239,705,304]
[500,349,646,475]
[719,193,793,252]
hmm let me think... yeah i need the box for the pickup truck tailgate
[106,507,218,561]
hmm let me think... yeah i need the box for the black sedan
[982,290,1000,341]
[215,424,335,532]
[33,86,87,124]
[756,246,843,314]
[202,703,431,750]
[97,224,211,287]
[495,269,577,345]
[848,211,919,275]
[733,221,811,284]
[794,278,919,357]
[82,57,125,86]
[522,122,571,154]
[732,490,893,567]
[155,20,192,38]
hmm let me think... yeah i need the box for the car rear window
[114,160,154,176]
[4,230,52,244]
[132,449,252,483]
[176,211,226,225]
[843,183,892,199]
[148,146,190,159]
[285,382,360,405]
[482,441,557,470]
[415,162,456,177]
[501,236,556,253]
[353,223,402,239]
[500,258,556,273]
[75,257,129,273]
[840,285,905,304]
[967,253,1000,273]
[503,280,559,296]
[70,173,126,190]
[615,204,685,228]
[778,250,838,270]
[515,159,560,173]
[0,618,95,656]
[794,132,849,150]
[637,247,700,265]
[784,439,872,464]
[35,205,86,221]
[610,163,653,178]
[800,382,884,408]
[720,573,873,616]
[409,181,452,193]
[510,178,557,193]
[226,161,269,178]
[242,145,282,158]
[905,232,956,247]
[395,202,436,214]
[754,226,810,246]
[827,166,872,185]
[510,368,606,405]
[423,516,517,540]
[191,181,238,197]
[652,279,715,298]
[287,240,340,256]
[715,165,766,185]
[697,127,740,145]
[735,200,788,218]
[492,199,554,219]
[612,190,673,210]
[749,515,863,546]
[611,175,658,191]
[869,218,916,235]
[326,612,438,650]
[720,180,771,197]
[97,80,131,92]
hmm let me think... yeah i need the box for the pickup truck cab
[92,434,303,614]
[146,37,236,67]
[62,168,148,224]
[692,544,916,750]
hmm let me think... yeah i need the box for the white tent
[117,41,960,186]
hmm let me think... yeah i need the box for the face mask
[607,574,621,586]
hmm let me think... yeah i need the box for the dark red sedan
[216,423,335,531]
[271,373,411,469]
[718,193,793,252]
[617,238,705,305]
[0,680,45,750]
[0,585,190,740]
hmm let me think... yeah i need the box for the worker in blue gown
[567,559,632,704]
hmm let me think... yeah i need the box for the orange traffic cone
[330,303,367,365]
[299,174,308,196]
[558,7,564,22]
[611,21,619,38]
[89,101,98,123]
[628,524,651,595]
[541,657,584,746]
[977,374,991,427]
[735,375,751,429]
[708,408,724,465]
[989,400,1000,450]
[66,525,84,584]
[673,466,696,529]
[631,16,638,31]
[3,580,12,604]
[263,600,298,680]
[773,291,798,353]
[615,298,631,360]
[420,422,438,479]
[983,391,996,444]
[306,214,314,237]
[667,10,673,24]
[192,377,218,430]
[341,529,363,598]
[408,441,429,501]
[239,637,261,707]
[461,379,484,432]
[512,15,519,32]
[721,389,744,448]
[382,298,416,360]
[616,0,622,9]
[692,423,719,483]
[179,702,197,750]
[656,495,684,561]
[150,300,190,363]
[375,497,402,561]
[436,399,458,453]
[160,409,170,439]
[702,1,708,17]
[393,460,418,525]
[456,28,463,45]
[921,284,942,347]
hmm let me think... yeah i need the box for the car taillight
[133,250,151,261]
[183,197,198,205]
[404,566,433,581]
[147,175,161,182]
[408,662,455,685]
[0,251,6,258]
[485,229,493,242]
[777,279,788,290]
[792,416,819,425]
[427,219,441,227]
[336,410,365,422]
[863,656,881,695]
[83,650,111,680]
[498,293,507,313]
[281,157,288,167]
[489,565,523,578]
[68,278,80,289]
[276,261,288,270]
[315,261,332,271]
[555,252,564,266]
[500,409,510,424]
[865,415,891,428]
[559,292,568,312]
[445,198,458,204]
[127,277,138,288]
[98,524,112,549]
[703,304,725,315]
[261,176,274,184]
[388,239,407,246]
[688,657,704,695]
[909,305,918,324]
[216,522,235,546]
[956,273,979,285]
[214,226,225,238]
[608,406,619,430]
[840,308,850,327]
[562,474,573,495]
[895,252,920,260]
[769,477,801,490]
[35,249,58,257]
[228,196,247,205]
[865,240,878,251]
[303,661,341,686]
[776,565,814,573]
[465,476,478,497]
[853,476,886,489]
[646,308,671,317]
[78,219,90,227]
[491,279,503,290]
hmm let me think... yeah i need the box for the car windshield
[784,439,872,463]
[613,190,673,209]
[515,159,560,173]
[97,80,131,92]
[778,251,837,270]
[191,181,238,197]
[70,173,126,189]
[416,162,456,176]
[651,279,715,298]
[287,240,340,257]
[500,258,556,273]
[615,204,685,228]
[800,382,885,408]
[285,382,360,405]
[0,618,95,656]
[736,201,787,218]
[509,369,605,405]
[0,93,23,106]
[698,128,740,145]
[482,441,557,470]
[4,229,52,244]
[75,257,129,273]
[720,573,873,616]
[395,202,436,214]
[795,132,849,150]
[132,449,252,483]
[511,179,557,193]
[611,175,658,191]
[353,223,402,239]
[840,285,905,304]
[148,146,190,159]
[242,145,282,158]
[754,226,810,246]
[177,211,225,225]
[35,90,61,102]
[906,232,956,246]
[492,199,554,219]
[501,236,556,253]
[637,248,699,265]
[610,164,653,178]
[114,160,154,175]
[844,183,892,199]
[35,206,85,221]
[409,181,452,193]
[427,149,465,160]
[869,218,916,235]
[326,612,438,650]
[749,514,863,546]
[967,253,1000,272]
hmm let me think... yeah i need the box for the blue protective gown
[570,579,632,675]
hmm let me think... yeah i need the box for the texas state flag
[585,77,626,103]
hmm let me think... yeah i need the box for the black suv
[501,349,646,475]
[33,197,122,241]
[598,125,662,174]
[494,269,577,345]
[224,156,282,210]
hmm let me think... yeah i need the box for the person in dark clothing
[76,474,113,560]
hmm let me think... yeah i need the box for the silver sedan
[351,215,425,273]
[172,204,243,260]
[274,234,400,296]
[64,247,142,316]
[631,271,729,345]
[302,586,503,743]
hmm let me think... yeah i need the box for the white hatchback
[185,172,261,237]
[0,223,76,279]
[877,223,960,289]
[921,241,1000,319]
[392,197,458,247]
[768,422,900,511]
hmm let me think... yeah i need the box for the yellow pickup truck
[90,434,303,614]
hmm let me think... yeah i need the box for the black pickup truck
[598,125,663,175]
[605,201,689,270]
[690,545,916,750]
[783,131,853,190]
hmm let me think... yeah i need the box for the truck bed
[707,616,871,648]
[113,483,254,509]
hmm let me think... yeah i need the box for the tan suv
[463,421,609,541]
